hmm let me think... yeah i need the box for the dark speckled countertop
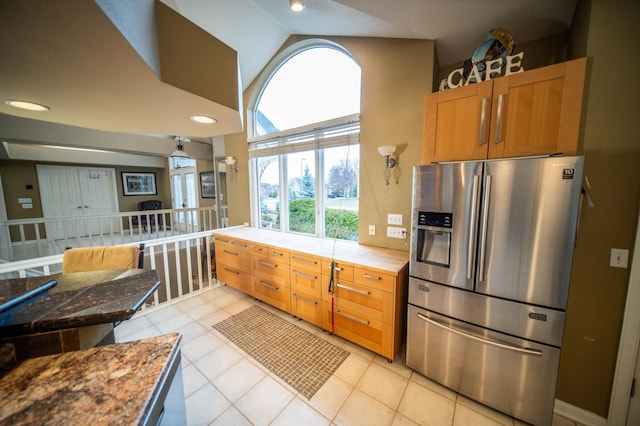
[0,333,181,425]
[0,269,161,337]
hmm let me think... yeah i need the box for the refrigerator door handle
[467,174,480,280]
[416,312,543,356]
[478,175,492,282]
[478,97,488,145]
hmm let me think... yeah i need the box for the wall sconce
[225,156,239,180]
[377,145,397,185]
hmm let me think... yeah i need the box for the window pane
[324,145,359,241]
[287,151,316,235]
[256,47,361,135]
[257,156,280,230]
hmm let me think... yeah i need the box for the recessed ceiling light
[5,100,50,111]
[190,115,217,124]
[290,0,306,12]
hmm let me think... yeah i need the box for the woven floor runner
[212,305,349,399]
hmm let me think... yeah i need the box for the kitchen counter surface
[0,269,161,337]
[212,226,409,274]
[0,333,182,425]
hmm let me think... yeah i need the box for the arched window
[249,43,361,241]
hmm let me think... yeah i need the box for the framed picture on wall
[200,171,216,198]
[121,172,157,196]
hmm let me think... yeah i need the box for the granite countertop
[0,333,181,425]
[212,226,410,274]
[0,269,161,337]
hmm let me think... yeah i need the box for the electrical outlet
[610,248,629,268]
[387,227,406,239]
[387,214,403,225]
[368,225,376,235]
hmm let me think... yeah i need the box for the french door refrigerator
[406,155,584,426]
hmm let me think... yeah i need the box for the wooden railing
[0,231,220,310]
[0,207,217,262]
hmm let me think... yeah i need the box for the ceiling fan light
[290,0,305,12]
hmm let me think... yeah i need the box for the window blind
[248,114,360,159]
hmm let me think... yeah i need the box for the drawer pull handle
[223,249,238,256]
[271,251,284,257]
[223,267,240,275]
[416,313,542,356]
[216,237,229,243]
[292,293,317,305]
[258,260,277,268]
[292,256,317,265]
[231,241,247,248]
[328,265,343,272]
[363,273,380,281]
[253,247,262,252]
[336,310,369,325]
[292,270,316,280]
[258,281,278,291]
[336,283,370,296]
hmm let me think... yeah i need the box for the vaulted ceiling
[0,0,577,163]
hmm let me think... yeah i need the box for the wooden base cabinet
[214,236,251,294]
[213,228,409,361]
[423,57,587,164]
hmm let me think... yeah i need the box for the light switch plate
[610,248,629,268]
[387,214,403,225]
[368,225,376,235]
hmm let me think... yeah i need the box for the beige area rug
[212,305,349,399]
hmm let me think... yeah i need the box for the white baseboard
[555,399,607,426]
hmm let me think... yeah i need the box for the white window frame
[248,115,360,238]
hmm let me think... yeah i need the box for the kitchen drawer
[217,263,251,294]
[215,236,250,253]
[251,244,289,263]
[322,301,391,357]
[321,259,354,282]
[290,252,322,274]
[215,246,250,272]
[321,275,390,323]
[353,267,395,292]
[251,275,290,312]
[291,292,321,326]
[290,267,322,299]
[251,256,289,287]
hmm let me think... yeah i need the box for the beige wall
[225,36,436,251]
[556,0,640,417]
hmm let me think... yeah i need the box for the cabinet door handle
[292,293,317,305]
[223,267,240,275]
[292,256,317,265]
[336,283,370,296]
[362,273,380,281]
[478,97,488,146]
[258,281,278,291]
[258,260,277,268]
[223,250,238,256]
[292,270,316,280]
[336,310,369,326]
[495,94,505,144]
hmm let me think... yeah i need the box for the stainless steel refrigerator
[406,155,584,426]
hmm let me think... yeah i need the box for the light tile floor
[115,285,583,426]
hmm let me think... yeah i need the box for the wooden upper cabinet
[422,57,587,164]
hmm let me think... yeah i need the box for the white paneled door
[170,167,198,232]
[37,165,119,240]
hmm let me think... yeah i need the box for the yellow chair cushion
[62,246,141,274]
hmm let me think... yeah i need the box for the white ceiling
[0,0,577,163]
